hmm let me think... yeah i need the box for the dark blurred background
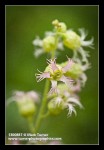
[6,6,98,144]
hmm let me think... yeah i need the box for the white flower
[48,82,84,117]
[49,87,83,117]
[63,28,94,63]
[6,91,40,106]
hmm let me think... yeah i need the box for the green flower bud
[17,99,36,118]
[63,31,81,50]
[48,100,63,115]
[43,36,56,52]
[64,63,82,79]
[52,19,67,33]
[52,19,59,26]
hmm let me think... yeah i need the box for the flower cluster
[48,83,83,117]
[34,19,93,117]
[7,19,94,145]
[33,19,94,65]
[35,56,87,116]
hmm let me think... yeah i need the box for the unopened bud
[52,19,67,33]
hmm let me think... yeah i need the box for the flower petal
[45,31,55,36]
[47,58,59,72]
[78,28,88,40]
[49,80,58,94]
[34,48,44,58]
[80,73,87,87]
[71,80,81,92]
[35,70,50,82]
[60,75,74,88]
[62,58,74,73]
[54,97,63,106]
[78,47,90,63]
[32,36,43,47]
[67,97,83,108]
[81,37,94,49]
[26,91,39,103]
[67,104,77,117]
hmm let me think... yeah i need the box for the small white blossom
[48,82,83,117]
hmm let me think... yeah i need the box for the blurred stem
[41,111,50,118]
[34,37,56,133]
[51,34,58,59]
[34,79,50,133]
[27,116,35,133]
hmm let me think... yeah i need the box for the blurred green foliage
[6,6,98,144]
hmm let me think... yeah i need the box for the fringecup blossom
[52,19,94,64]
[63,28,94,63]
[48,83,83,117]
[35,57,74,94]
[32,19,67,57]
[9,91,40,117]
[32,35,64,57]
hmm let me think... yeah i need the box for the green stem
[51,34,58,59]
[34,37,56,133]
[27,116,35,133]
[34,79,50,133]
[41,111,50,118]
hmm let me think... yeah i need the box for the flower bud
[43,36,56,52]
[17,98,36,118]
[52,19,67,33]
[63,30,81,50]
[48,100,63,115]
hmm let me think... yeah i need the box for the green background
[6,6,98,144]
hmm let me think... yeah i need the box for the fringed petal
[67,97,83,109]
[62,58,74,73]
[34,48,44,58]
[49,80,58,94]
[60,75,74,88]
[54,97,63,106]
[35,70,50,82]
[67,104,77,117]
[81,37,94,49]
[78,28,88,40]
[32,36,43,47]
[47,58,59,72]
[80,73,87,87]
